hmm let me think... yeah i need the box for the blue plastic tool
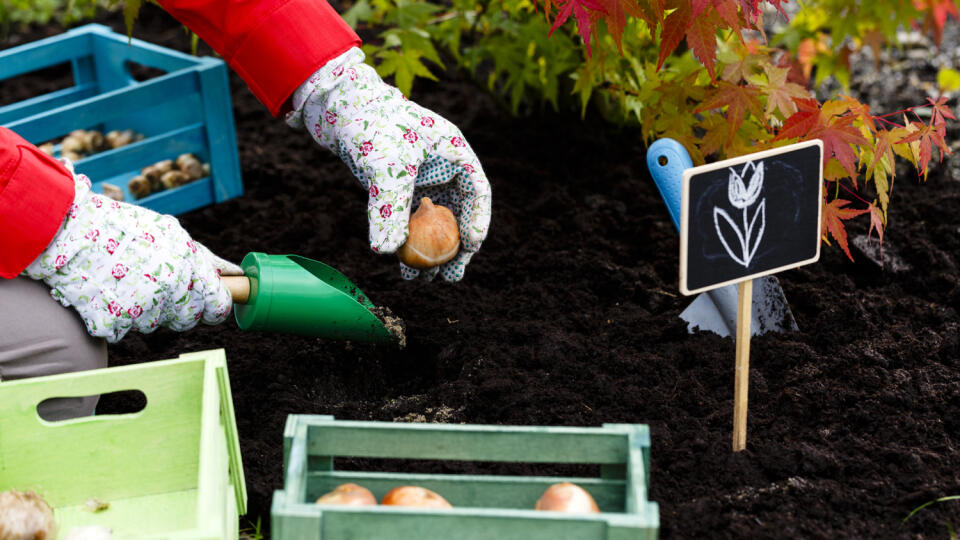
[646,138,799,337]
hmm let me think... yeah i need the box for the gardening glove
[22,161,242,343]
[285,47,492,282]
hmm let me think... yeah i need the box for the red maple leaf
[913,0,959,44]
[596,0,645,51]
[775,98,868,179]
[897,121,951,180]
[549,0,607,55]
[822,198,869,261]
[686,6,723,78]
[927,95,956,137]
[738,0,787,25]
[774,97,820,139]
[657,0,692,71]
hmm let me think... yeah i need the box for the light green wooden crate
[272,415,659,539]
[0,349,246,539]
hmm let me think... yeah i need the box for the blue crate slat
[93,36,134,92]
[77,123,207,179]
[2,24,244,216]
[0,84,97,126]
[78,24,206,73]
[114,177,216,216]
[195,59,244,203]
[5,72,199,142]
[0,33,92,79]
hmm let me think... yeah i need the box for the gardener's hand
[285,47,492,282]
[22,163,241,343]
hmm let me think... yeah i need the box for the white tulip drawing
[714,160,766,267]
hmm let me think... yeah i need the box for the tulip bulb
[315,483,377,506]
[128,175,151,199]
[82,130,104,153]
[397,198,460,269]
[380,486,452,509]
[534,482,600,513]
[176,153,205,180]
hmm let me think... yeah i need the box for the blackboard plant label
[680,140,824,295]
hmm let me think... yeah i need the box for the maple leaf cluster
[543,0,786,74]
[543,0,957,262]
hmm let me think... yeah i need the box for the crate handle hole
[124,60,167,83]
[37,389,146,422]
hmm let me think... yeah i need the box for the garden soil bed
[5,7,959,538]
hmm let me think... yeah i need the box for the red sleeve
[0,127,75,279]
[156,0,362,117]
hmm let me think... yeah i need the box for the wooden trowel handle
[222,275,250,304]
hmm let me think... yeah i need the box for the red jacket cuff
[159,0,361,117]
[0,127,74,279]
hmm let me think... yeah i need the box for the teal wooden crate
[272,415,659,539]
[0,349,247,539]
[0,23,243,215]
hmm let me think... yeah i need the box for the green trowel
[221,252,399,343]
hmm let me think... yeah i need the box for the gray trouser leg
[0,277,107,420]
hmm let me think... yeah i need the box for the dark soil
[4,7,959,539]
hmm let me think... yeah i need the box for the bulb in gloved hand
[397,197,460,270]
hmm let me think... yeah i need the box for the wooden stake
[733,279,752,452]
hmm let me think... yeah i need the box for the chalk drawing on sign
[713,160,766,268]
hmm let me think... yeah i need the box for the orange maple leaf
[867,201,885,265]
[761,65,809,119]
[867,201,885,245]
[866,127,898,184]
[722,39,766,83]
[686,6,723,78]
[636,0,665,27]
[696,81,765,138]
[822,198,869,261]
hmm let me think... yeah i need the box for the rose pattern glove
[22,161,241,343]
[285,47,492,282]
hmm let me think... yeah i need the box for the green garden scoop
[220,252,398,343]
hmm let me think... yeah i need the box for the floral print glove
[285,47,492,282]
[22,162,241,343]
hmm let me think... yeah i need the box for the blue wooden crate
[0,23,243,215]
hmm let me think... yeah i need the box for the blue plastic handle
[645,138,693,232]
